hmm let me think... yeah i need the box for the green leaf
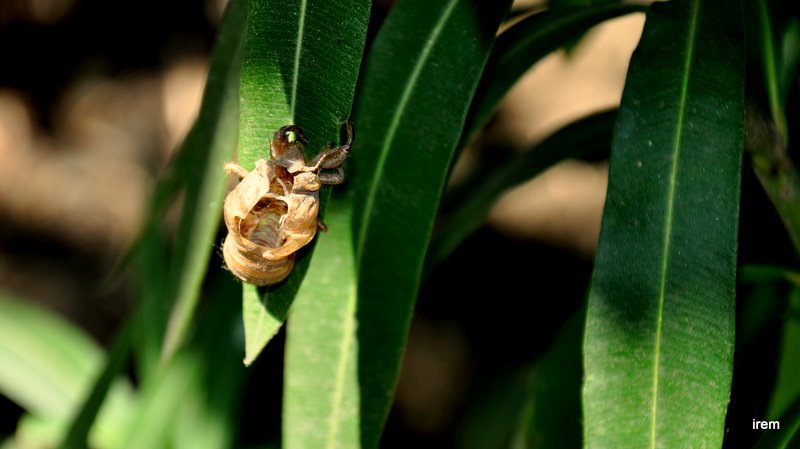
[751,0,788,144]
[0,296,134,449]
[740,264,800,287]
[428,109,616,270]
[283,196,359,449]
[13,395,135,449]
[351,0,512,446]
[159,0,247,365]
[462,2,648,142]
[737,282,785,346]
[134,223,170,380]
[779,18,800,103]
[115,354,199,449]
[57,320,133,449]
[242,283,291,366]
[238,0,370,365]
[172,268,247,449]
[458,370,534,449]
[0,295,102,418]
[117,268,245,449]
[582,0,745,447]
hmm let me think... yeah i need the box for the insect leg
[310,121,353,169]
[318,166,345,185]
[224,162,250,179]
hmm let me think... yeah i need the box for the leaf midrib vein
[650,0,701,447]
[290,0,309,119]
[325,275,358,448]
[355,0,460,264]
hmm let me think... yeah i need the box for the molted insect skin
[260,172,322,262]
[222,123,352,286]
[222,159,295,286]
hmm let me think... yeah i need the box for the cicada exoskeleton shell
[222,159,295,286]
[222,122,352,286]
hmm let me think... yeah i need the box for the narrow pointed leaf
[779,19,800,103]
[239,0,370,365]
[462,3,648,141]
[583,0,745,447]
[117,355,198,449]
[158,0,247,364]
[284,197,359,449]
[751,0,788,144]
[351,1,512,446]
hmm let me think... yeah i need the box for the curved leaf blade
[351,0,512,446]
[462,3,648,141]
[159,0,246,364]
[239,0,370,365]
[582,0,745,447]
[751,0,788,144]
[428,109,616,269]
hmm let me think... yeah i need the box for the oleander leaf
[350,0,512,446]
[0,295,102,418]
[429,109,616,269]
[462,2,648,142]
[283,196,359,449]
[154,0,247,365]
[238,0,370,366]
[583,0,745,447]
